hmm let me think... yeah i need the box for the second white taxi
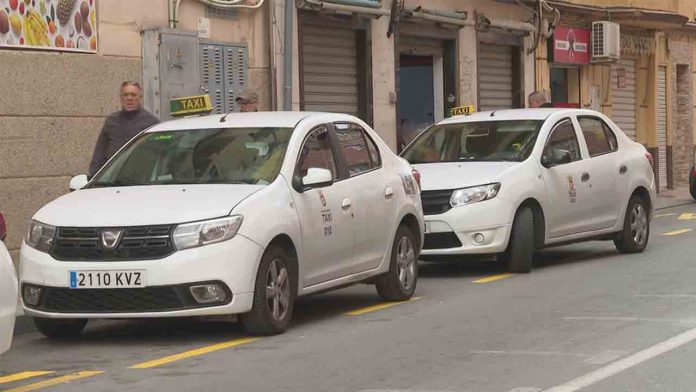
[20,112,423,337]
[401,108,656,272]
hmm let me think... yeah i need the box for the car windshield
[401,120,543,163]
[90,127,293,187]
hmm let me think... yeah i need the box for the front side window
[296,126,337,180]
[543,119,581,162]
[334,123,379,177]
[401,120,543,163]
[578,117,616,156]
[90,127,294,187]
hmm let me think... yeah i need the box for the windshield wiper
[89,180,147,188]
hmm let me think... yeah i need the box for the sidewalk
[656,186,694,210]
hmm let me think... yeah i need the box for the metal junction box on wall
[142,28,248,121]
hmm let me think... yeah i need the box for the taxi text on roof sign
[451,105,475,116]
[170,95,214,117]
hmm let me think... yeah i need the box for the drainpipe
[283,0,293,111]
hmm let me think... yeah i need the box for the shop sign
[451,105,475,116]
[0,0,98,52]
[552,26,590,65]
[170,95,213,117]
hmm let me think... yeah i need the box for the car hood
[34,184,264,227]
[412,162,520,191]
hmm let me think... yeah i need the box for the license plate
[69,270,147,289]
[424,222,431,234]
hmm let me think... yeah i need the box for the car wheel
[500,206,534,273]
[240,245,295,335]
[614,195,649,254]
[376,225,419,301]
[33,317,87,338]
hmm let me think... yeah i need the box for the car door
[333,122,396,273]
[292,125,355,287]
[539,118,593,238]
[575,116,623,231]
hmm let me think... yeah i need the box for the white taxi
[401,109,656,272]
[0,212,18,355]
[20,112,423,337]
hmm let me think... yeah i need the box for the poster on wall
[0,0,97,52]
[552,26,589,65]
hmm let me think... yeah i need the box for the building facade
[2,0,696,263]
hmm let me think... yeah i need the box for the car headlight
[450,183,501,207]
[173,216,243,250]
[25,220,57,253]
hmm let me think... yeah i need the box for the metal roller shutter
[657,66,668,191]
[398,35,443,57]
[611,59,637,140]
[301,23,359,116]
[478,43,514,111]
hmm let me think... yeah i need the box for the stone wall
[668,37,694,187]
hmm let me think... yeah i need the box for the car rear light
[0,213,6,242]
[411,168,421,189]
[645,152,654,171]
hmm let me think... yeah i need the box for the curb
[656,200,695,211]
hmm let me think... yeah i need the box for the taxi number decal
[567,176,577,203]
[321,209,333,236]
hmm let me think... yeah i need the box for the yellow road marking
[345,297,422,316]
[0,372,54,385]
[473,273,515,283]
[129,337,259,369]
[678,213,696,221]
[654,213,677,218]
[663,229,693,236]
[3,371,103,392]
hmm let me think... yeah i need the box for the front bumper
[421,197,514,256]
[19,235,264,318]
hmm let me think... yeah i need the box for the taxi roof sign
[170,94,214,117]
[451,105,475,116]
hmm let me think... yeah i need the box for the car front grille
[423,232,463,250]
[25,282,231,313]
[50,225,175,261]
[421,189,454,215]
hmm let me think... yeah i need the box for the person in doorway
[236,89,259,112]
[89,81,160,176]
[528,91,554,108]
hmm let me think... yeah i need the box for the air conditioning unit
[591,21,620,62]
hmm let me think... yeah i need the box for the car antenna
[220,112,231,123]
[490,111,496,117]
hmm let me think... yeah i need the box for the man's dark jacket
[89,109,159,176]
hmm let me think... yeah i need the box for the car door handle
[581,172,591,182]
[341,198,352,209]
[385,187,394,198]
[619,164,628,174]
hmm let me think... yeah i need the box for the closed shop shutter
[478,43,514,111]
[398,35,443,57]
[200,44,248,114]
[657,65,668,191]
[301,23,360,116]
[611,59,637,140]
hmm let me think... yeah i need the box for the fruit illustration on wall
[0,0,97,52]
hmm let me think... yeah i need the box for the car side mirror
[542,148,572,168]
[302,168,333,190]
[69,174,89,191]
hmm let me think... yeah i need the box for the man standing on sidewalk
[89,81,159,176]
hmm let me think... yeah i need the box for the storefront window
[550,66,580,108]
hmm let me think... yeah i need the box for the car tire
[500,206,534,273]
[376,225,419,301]
[240,245,295,336]
[33,317,87,338]
[614,195,650,254]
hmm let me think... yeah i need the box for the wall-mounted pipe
[301,0,390,16]
[283,0,293,110]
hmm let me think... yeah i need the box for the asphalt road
[2,202,696,392]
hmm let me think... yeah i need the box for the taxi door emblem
[319,191,327,207]
[101,229,124,250]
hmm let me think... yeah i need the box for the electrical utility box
[142,28,249,121]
